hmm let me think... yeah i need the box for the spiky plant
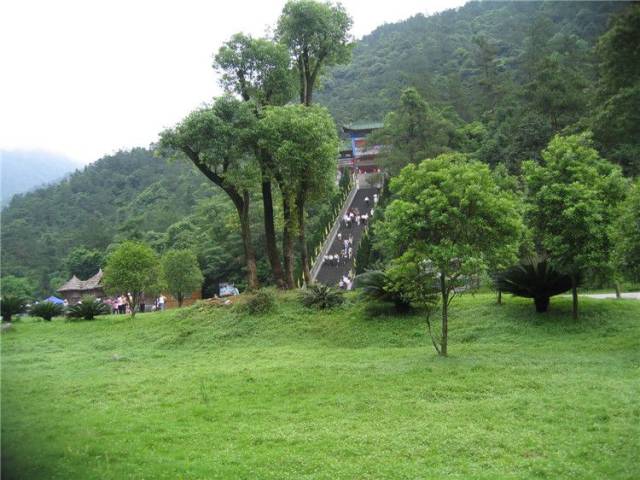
[66,296,110,320]
[494,259,573,312]
[30,301,65,321]
[299,284,344,310]
[1,296,27,323]
[354,270,412,313]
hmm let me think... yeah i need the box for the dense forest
[1,1,637,298]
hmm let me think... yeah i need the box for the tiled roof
[58,269,103,292]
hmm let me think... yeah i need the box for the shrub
[1,296,27,323]
[299,284,344,310]
[354,270,412,314]
[67,296,110,321]
[244,289,276,315]
[29,302,64,321]
[494,259,573,313]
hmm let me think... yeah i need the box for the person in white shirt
[158,295,166,311]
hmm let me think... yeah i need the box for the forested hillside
[318,1,623,124]
[1,1,636,298]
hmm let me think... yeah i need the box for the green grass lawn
[2,293,639,479]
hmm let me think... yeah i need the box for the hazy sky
[1,0,467,165]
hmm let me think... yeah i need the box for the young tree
[370,88,453,175]
[375,153,523,356]
[214,33,294,288]
[159,96,261,290]
[276,0,353,106]
[523,133,627,319]
[258,104,339,284]
[161,249,204,307]
[0,275,35,300]
[612,180,640,284]
[102,241,161,318]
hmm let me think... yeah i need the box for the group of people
[338,273,353,290]
[102,294,167,314]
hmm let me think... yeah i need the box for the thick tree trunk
[262,180,286,289]
[534,296,550,313]
[615,282,621,299]
[236,192,259,291]
[571,274,578,320]
[177,294,183,308]
[296,192,311,284]
[282,196,296,289]
[440,273,448,357]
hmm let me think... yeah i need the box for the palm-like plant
[30,301,65,321]
[1,296,27,323]
[354,270,412,313]
[67,296,110,320]
[494,259,573,312]
[299,284,344,310]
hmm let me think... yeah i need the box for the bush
[244,289,276,315]
[1,296,27,323]
[66,296,110,320]
[299,284,344,310]
[494,259,573,312]
[29,302,64,321]
[354,270,412,314]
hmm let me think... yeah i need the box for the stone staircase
[311,185,378,287]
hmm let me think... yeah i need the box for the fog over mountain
[1,150,79,206]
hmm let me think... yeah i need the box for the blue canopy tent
[44,296,65,305]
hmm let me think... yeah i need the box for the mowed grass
[2,293,639,480]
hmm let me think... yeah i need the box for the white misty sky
[1,0,467,165]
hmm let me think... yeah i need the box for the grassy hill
[2,293,639,479]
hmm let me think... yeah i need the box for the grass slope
[2,294,639,479]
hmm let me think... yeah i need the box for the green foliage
[494,259,573,313]
[370,87,453,175]
[612,180,640,283]
[64,246,104,279]
[66,296,109,321]
[1,296,27,323]
[29,301,65,321]
[353,270,411,314]
[524,134,626,278]
[0,275,35,300]
[103,241,161,317]
[244,288,277,315]
[161,249,204,307]
[214,32,295,106]
[376,153,523,355]
[299,284,343,310]
[277,0,353,104]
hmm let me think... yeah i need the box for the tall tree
[612,180,640,285]
[159,96,261,290]
[523,133,627,319]
[214,33,295,288]
[371,87,453,175]
[375,153,523,356]
[258,104,339,283]
[277,0,353,106]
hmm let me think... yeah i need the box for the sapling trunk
[571,274,578,320]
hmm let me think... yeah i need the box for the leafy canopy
[523,133,627,277]
[161,249,204,306]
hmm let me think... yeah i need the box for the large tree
[523,133,627,319]
[159,96,261,290]
[371,88,453,176]
[376,153,523,356]
[214,33,294,288]
[258,104,339,284]
[277,0,352,106]
[612,180,640,284]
